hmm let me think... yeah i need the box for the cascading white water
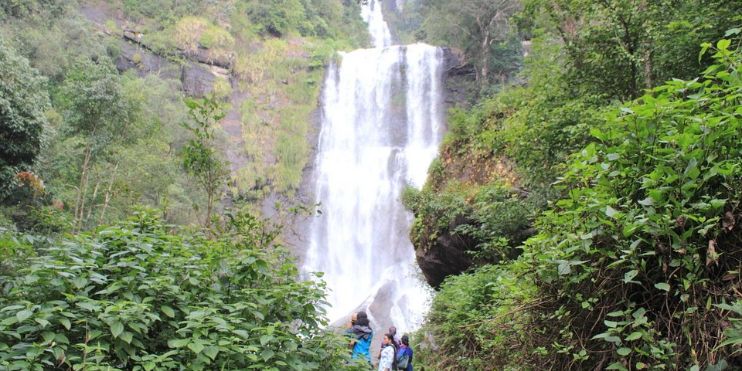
[304,0,443,334]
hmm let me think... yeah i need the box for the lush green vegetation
[112,0,369,195]
[407,0,742,368]
[0,0,369,233]
[0,1,371,370]
[414,37,742,371]
[3,0,741,369]
[0,209,366,370]
[0,40,49,199]
[389,0,524,91]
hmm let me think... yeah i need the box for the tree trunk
[98,163,119,225]
[643,48,653,89]
[481,32,490,83]
[206,192,213,230]
[74,143,93,231]
[86,179,100,221]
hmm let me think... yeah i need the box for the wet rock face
[180,63,216,97]
[185,47,233,70]
[415,215,475,288]
[441,47,477,108]
[114,42,217,98]
[115,30,227,98]
[114,42,180,80]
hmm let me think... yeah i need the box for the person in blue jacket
[347,310,373,364]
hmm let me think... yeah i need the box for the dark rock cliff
[441,47,477,108]
[115,30,225,98]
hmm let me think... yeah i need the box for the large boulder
[180,62,216,97]
[415,214,475,288]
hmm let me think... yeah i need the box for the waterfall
[304,0,443,333]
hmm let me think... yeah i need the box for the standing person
[396,335,413,371]
[347,311,373,364]
[388,326,401,348]
[378,326,400,367]
[378,334,395,371]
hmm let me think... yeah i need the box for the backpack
[396,348,410,369]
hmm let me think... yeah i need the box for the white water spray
[304,0,444,334]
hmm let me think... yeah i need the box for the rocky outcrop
[116,28,235,97]
[114,35,222,97]
[185,47,233,70]
[114,40,180,80]
[180,62,216,97]
[415,215,476,288]
[441,47,477,108]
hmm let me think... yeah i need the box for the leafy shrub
[211,77,232,102]
[523,39,742,368]
[402,183,473,254]
[404,181,535,265]
[245,0,307,37]
[0,40,49,199]
[0,209,355,370]
[414,262,538,370]
[173,16,208,52]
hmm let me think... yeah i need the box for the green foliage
[59,59,134,141]
[0,40,50,199]
[0,209,356,370]
[526,0,742,100]
[414,262,538,369]
[243,0,367,42]
[402,184,472,253]
[0,0,67,19]
[520,39,742,368]
[404,181,535,265]
[412,34,742,369]
[181,97,229,228]
[246,0,307,37]
[417,0,523,85]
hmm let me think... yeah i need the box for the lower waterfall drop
[304,1,444,334]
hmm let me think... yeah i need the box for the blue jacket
[349,326,373,363]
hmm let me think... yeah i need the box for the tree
[58,58,138,230]
[181,97,228,229]
[421,0,523,84]
[529,0,742,100]
[0,40,49,200]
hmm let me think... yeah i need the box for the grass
[96,3,366,198]
[235,36,331,195]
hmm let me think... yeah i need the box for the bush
[404,181,535,265]
[414,262,538,370]
[0,41,50,199]
[522,39,742,368]
[0,209,355,370]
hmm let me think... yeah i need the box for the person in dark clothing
[388,326,401,348]
[396,334,413,371]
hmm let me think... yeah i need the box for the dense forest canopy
[1,0,741,370]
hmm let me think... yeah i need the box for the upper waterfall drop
[303,1,444,334]
[361,0,393,48]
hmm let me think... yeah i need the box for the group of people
[346,311,414,371]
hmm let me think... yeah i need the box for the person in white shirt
[378,333,395,371]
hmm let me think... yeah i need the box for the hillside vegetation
[0,0,367,234]
[0,1,371,369]
[405,0,742,369]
